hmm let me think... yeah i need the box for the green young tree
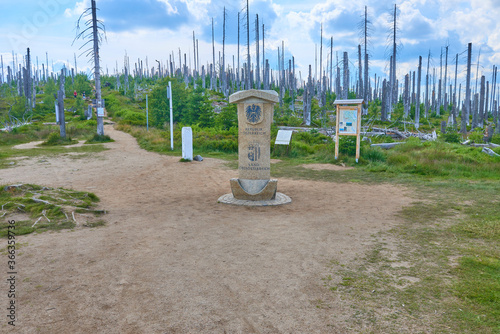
[150,78,188,128]
[215,103,237,130]
[187,85,213,127]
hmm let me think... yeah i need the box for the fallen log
[32,198,51,205]
[481,147,500,157]
[370,142,405,149]
[469,143,500,148]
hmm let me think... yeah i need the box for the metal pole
[146,94,149,131]
[169,81,174,150]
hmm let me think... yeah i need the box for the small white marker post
[182,127,193,161]
[146,94,149,131]
[333,99,363,163]
[168,81,174,150]
[55,102,59,123]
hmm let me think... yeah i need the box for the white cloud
[64,0,90,18]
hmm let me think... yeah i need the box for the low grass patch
[0,184,106,237]
[40,132,78,146]
[85,134,114,144]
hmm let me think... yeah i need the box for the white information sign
[275,130,293,145]
[97,108,105,117]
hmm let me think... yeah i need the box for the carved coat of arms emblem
[245,104,262,125]
[248,143,261,162]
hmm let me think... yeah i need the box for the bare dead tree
[330,37,333,94]
[479,75,485,127]
[463,43,472,134]
[415,56,422,129]
[73,0,106,135]
[343,52,349,99]
[425,50,431,117]
[237,12,240,90]
[444,45,449,111]
[359,5,371,106]
[358,44,363,99]
[319,23,323,105]
[246,0,251,89]
[212,18,215,91]
[222,7,226,96]
[388,4,399,116]
[255,14,260,89]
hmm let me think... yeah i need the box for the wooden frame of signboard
[334,99,364,163]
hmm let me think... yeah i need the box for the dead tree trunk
[404,73,410,117]
[478,75,485,128]
[222,8,226,96]
[358,45,363,99]
[90,0,104,136]
[237,12,240,91]
[363,6,369,105]
[255,14,260,89]
[389,4,397,115]
[304,65,312,125]
[343,52,349,99]
[246,0,251,89]
[485,80,489,123]
[330,37,333,94]
[278,47,283,107]
[425,51,430,117]
[381,79,388,121]
[463,43,472,134]
[444,46,449,112]
[490,65,497,115]
[415,56,422,129]
[452,54,458,126]
[212,18,215,91]
[318,24,323,106]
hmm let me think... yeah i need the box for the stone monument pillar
[218,89,290,205]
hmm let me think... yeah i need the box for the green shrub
[491,133,500,145]
[41,132,77,146]
[468,129,485,143]
[119,110,147,126]
[339,136,357,156]
[441,130,461,143]
[294,131,332,145]
[362,146,387,162]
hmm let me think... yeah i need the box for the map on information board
[338,108,358,134]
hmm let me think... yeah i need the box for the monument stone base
[217,192,291,207]
[230,178,277,201]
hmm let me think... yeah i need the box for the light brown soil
[0,125,411,333]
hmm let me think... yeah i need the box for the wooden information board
[333,99,363,163]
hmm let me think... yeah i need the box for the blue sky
[1,0,500,91]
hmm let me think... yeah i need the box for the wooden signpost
[333,99,363,163]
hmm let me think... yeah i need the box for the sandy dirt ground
[0,125,411,333]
